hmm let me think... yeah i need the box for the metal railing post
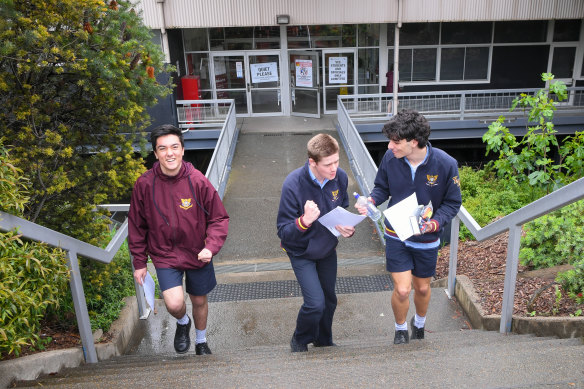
[446,215,461,299]
[500,225,523,333]
[67,251,98,363]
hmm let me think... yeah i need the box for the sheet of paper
[143,271,156,311]
[317,206,367,237]
[383,193,420,241]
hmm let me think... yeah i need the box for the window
[400,23,439,45]
[287,25,356,48]
[554,20,581,42]
[441,47,489,81]
[442,22,492,44]
[358,24,380,47]
[552,47,576,78]
[184,29,208,51]
[494,21,548,43]
[209,27,280,50]
[399,48,437,82]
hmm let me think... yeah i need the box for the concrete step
[15,331,583,388]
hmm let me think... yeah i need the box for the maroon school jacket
[128,161,229,270]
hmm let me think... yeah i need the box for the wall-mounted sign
[250,62,279,83]
[295,59,313,87]
[328,57,347,84]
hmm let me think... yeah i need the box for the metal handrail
[338,86,584,121]
[447,177,584,333]
[0,100,238,364]
[0,212,128,363]
[336,97,385,241]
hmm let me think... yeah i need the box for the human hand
[421,219,439,234]
[354,196,374,216]
[335,225,355,238]
[133,267,148,286]
[198,248,213,263]
[303,200,320,225]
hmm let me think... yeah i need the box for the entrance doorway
[210,51,283,116]
[322,49,356,114]
[289,51,321,118]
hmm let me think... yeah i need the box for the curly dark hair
[382,109,431,148]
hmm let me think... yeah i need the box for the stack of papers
[382,193,423,241]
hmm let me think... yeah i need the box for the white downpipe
[156,0,170,63]
[392,0,401,114]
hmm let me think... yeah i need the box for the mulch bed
[435,232,583,317]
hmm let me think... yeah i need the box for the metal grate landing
[208,274,393,303]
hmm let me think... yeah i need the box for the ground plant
[0,141,69,359]
[479,73,584,307]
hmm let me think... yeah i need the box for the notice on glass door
[236,61,243,78]
[328,57,347,84]
[295,59,313,87]
[250,62,279,83]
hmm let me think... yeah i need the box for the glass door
[211,51,282,116]
[322,49,356,114]
[210,53,248,114]
[247,52,283,115]
[289,51,320,118]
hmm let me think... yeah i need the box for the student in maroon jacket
[129,124,229,355]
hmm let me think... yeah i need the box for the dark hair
[307,133,339,163]
[150,124,184,150]
[382,109,430,148]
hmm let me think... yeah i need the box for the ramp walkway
[10,116,584,388]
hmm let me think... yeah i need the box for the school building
[137,0,584,119]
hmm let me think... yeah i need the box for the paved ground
[132,115,465,356]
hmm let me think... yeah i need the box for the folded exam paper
[317,206,367,237]
[143,271,156,312]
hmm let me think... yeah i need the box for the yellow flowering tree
[0,0,172,243]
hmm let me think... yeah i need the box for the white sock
[415,313,426,328]
[177,314,189,325]
[196,328,207,344]
[395,321,407,331]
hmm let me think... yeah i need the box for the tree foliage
[0,0,173,242]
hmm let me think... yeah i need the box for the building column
[280,25,291,116]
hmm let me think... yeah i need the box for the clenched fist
[303,200,320,225]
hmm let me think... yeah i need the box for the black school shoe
[290,334,308,352]
[393,329,409,345]
[195,342,212,355]
[410,317,425,340]
[174,316,191,354]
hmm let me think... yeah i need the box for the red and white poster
[295,59,313,87]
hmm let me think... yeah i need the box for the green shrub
[520,200,584,269]
[458,166,544,239]
[0,141,69,359]
[556,261,584,306]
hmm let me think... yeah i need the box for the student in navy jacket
[277,133,355,352]
[356,110,461,345]
[129,125,229,355]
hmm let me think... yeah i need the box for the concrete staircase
[12,286,584,388]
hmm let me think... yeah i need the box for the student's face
[154,134,184,176]
[309,152,339,183]
[388,138,417,159]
